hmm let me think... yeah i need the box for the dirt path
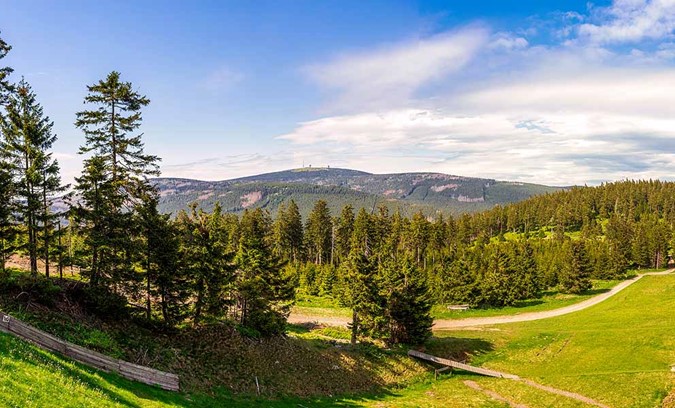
[288,270,673,329]
[517,378,610,408]
[463,380,529,408]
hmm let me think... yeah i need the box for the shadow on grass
[421,336,495,363]
[580,288,610,296]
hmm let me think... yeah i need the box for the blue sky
[2,0,675,185]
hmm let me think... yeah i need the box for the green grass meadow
[1,273,674,407]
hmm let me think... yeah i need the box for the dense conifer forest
[1,31,673,349]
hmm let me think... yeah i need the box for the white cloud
[489,33,529,51]
[576,0,675,44]
[279,62,675,185]
[304,27,489,111]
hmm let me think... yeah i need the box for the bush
[69,285,129,319]
[0,273,62,306]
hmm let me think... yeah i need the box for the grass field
[293,276,639,321]
[431,278,626,319]
[428,273,675,407]
[1,271,673,407]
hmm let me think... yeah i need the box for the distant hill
[154,167,563,218]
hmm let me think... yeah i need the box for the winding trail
[288,269,673,329]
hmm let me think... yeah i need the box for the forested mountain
[154,167,562,217]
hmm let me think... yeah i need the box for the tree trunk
[350,310,359,345]
[43,183,50,278]
[146,252,152,320]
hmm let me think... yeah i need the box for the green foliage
[304,199,332,265]
[235,208,294,336]
[0,272,62,306]
[378,257,433,345]
[0,163,15,272]
[176,203,235,324]
[560,240,592,294]
[0,79,64,276]
[0,31,12,103]
[73,284,129,319]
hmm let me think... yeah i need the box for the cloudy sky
[2,0,675,185]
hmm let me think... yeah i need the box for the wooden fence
[0,311,180,391]
[408,349,519,379]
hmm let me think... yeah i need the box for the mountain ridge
[154,167,565,217]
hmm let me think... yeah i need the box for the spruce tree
[305,200,332,265]
[138,192,187,324]
[406,211,430,266]
[273,200,303,263]
[351,208,374,256]
[334,204,354,265]
[380,256,433,345]
[235,208,293,335]
[0,163,15,273]
[0,32,14,272]
[0,32,12,103]
[560,240,592,294]
[0,80,63,275]
[73,71,159,288]
[177,203,234,324]
[337,250,378,344]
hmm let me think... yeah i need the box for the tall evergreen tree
[73,71,159,288]
[560,240,592,294]
[406,211,430,267]
[138,192,187,324]
[273,200,303,263]
[235,208,293,335]
[305,200,332,265]
[0,163,15,273]
[334,204,354,265]
[379,256,433,345]
[0,32,14,272]
[0,80,62,275]
[177,203,234,324]
[338,250,379,345]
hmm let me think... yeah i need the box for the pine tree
[560,240,592,294]
[0,80,63,275]
[73,71,159,288]
[0,32,12,103]
[337,250,379,345]
[177,203,234,324]
[380,256,433,345]
[235,208,293,335]
[138,192,187,324]
[273,200,303,263]
[0,163,15,273]
[305,200,332,264]
[334,204,355,265]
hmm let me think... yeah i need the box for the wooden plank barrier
[408,349,519,379]
[0,311,180,391]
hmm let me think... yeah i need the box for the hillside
[154,167,562,217]
[3,269,674,407]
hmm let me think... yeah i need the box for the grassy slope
[0,331,188,408]
[2,272,673,407]
[431,274,675,407]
